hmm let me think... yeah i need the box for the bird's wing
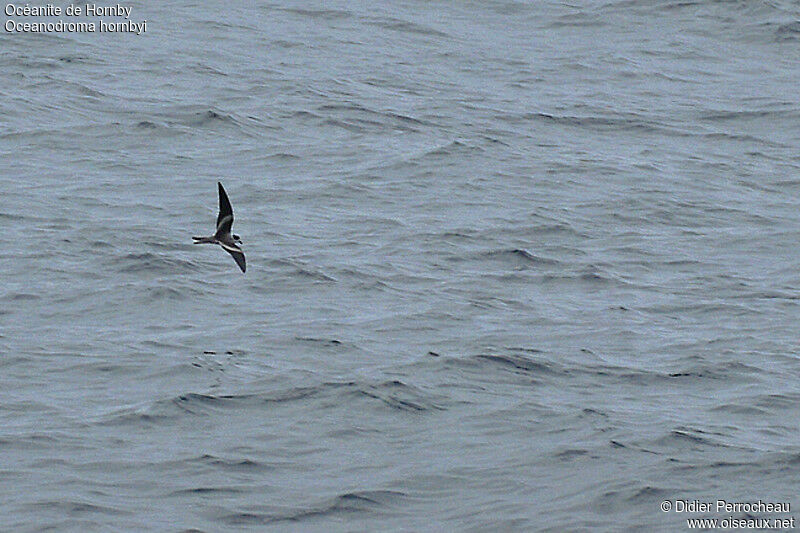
[216,182,234,230]
[220,241,246,273]
[215,214,233,238]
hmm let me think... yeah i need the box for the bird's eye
[233,234,241,241]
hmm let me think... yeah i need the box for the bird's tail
[192,236,216,244]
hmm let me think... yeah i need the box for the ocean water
[2,1,800,531]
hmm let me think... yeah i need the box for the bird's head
[233,234,242,244]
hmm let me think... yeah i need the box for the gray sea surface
[2,1,800,531]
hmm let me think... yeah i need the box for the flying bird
[193,182,246,273]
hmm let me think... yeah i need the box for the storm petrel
[193,182,246,273]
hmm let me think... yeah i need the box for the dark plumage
[193,182,246,273]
